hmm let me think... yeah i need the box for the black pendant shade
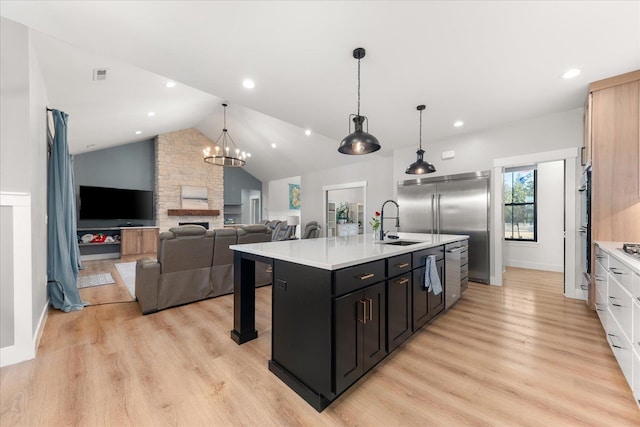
[338,115,381,154]
[339,48,380,155]
[405,105,436,174]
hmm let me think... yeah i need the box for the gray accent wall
[74,139,155,227]
[224,167,262,205]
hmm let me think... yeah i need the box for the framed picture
[289,184,301,210]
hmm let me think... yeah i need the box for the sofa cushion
[158,226,214,274]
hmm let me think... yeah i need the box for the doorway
[322,181,367,238]
[492,147,581,300]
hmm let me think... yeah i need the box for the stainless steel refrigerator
[398,171,490,283]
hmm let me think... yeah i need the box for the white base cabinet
[594,242,640,408]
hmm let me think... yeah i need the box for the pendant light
[405,105,436,174]
[203,102,247,167]
[338,48,381,155]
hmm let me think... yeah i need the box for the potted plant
[336,203,349,224]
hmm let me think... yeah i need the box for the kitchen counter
[594,241,640,273]
[230,232,467,270]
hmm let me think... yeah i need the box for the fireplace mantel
[167,209,220,216]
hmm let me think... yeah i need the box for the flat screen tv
[79,186,154,220]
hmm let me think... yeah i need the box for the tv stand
[78,226,159,260]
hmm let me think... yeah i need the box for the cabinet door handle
[595,255,605,259]
[608,296,622,307]
[580,284,588,291]
[395,278,409,285]
[607,334,622,349]
[359,300,367,324]
[367,298,373,321]
[609,267,625,275]
[447,247,464,253]
[395,262,409,268]
[595,303,606,311]
[595,275,605,282]
[356,273,374,280]
[637,297,640,303]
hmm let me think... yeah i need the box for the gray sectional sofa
[135,224,272,314]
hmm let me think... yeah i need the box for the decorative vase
[372,229,379,241]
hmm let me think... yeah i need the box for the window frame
[504,168,537,242]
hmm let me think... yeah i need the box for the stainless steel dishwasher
[445,241,468,309]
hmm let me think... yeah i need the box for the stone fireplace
[155,128,223,231]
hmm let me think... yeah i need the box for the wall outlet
[441,150,455,160]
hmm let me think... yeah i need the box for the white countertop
[594,241,640,273]
[230,233,468,270]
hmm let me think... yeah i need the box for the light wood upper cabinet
[582,93,592,167]
[588,70,640,309]
[121,227,159,256]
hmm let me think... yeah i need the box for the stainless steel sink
[380,240,421,246]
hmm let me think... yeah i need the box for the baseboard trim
[505,261,563,272]
[34,299,49,353]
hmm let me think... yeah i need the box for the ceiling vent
[93,68,108,81]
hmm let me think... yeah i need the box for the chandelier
[203,102,247,167]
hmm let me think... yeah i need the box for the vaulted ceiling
[2,1,638,182]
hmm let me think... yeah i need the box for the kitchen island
[230,232,468,411]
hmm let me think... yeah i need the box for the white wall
[302,156,394,234]
[0,18,49,366]
[393,108,584,188]
[28,29,49,335]
[504,160,565,272]
[266,176,301,237]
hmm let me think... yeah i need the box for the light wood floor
[1,264,639,426]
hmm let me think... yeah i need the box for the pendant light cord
[419,108,423,150]
[223,104,227,130]
[357,57,361,117]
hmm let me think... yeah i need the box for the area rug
[115,262,136,299]
[77,273,115,289]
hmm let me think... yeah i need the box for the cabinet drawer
[609,257,633,293]
[608,275,633,341]
[334,260,385,297]
[595,284,608,325]
[594,259,608,296]
[412,246,444,266]
[387,253,412,278]
[606,315,633,389]
[634,351,640,404]
[633,302,640,356]
[461,264,469,278]
[594,244,608,269]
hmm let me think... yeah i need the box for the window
[504,166,537,241]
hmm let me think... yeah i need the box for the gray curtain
[47,109,86,312]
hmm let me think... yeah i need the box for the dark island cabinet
[263,240,462,412]
[386,272,412,352]
[334,281,386,395]
[412,247,445,331]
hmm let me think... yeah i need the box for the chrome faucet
[380,200,400,240]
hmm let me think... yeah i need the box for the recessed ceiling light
[247,153,252,157]
[562,68,581,79]
[135,130,142,135]
[453,121,464,127]
[165,81,176,88]
[242,79,255,89]
[305,129,312,136]
[147,111,155,117]
[271,143,277,149]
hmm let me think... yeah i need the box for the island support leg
[230,252,258,344]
